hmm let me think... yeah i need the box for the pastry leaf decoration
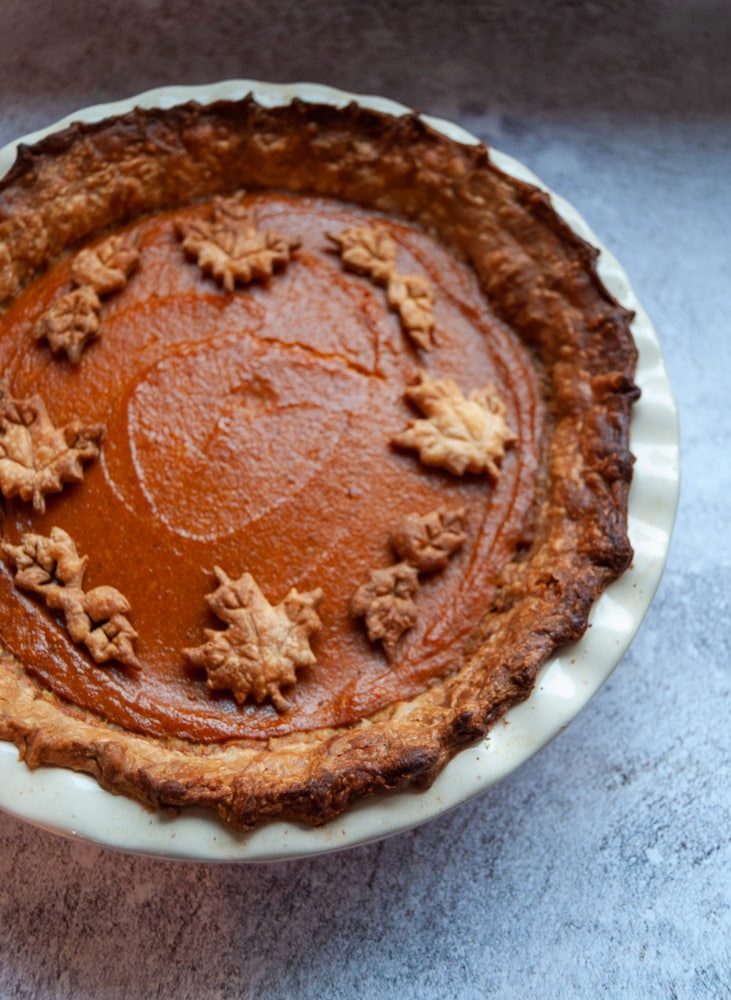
[391,507,467,574]
[328,225,435,349]
[0,382,104,513]
[34,234,139,364]
[33,286,101,365]
[183,567,322,712]
[351,562,420,658]
[385,273,435,349]
[177,195,301,292]
[392,373,517,477]
[329,225,398,283]
[352,508,466,655]
[1,527,139,667]
[71,234,140,296]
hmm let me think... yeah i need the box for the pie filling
[0,193,541,742]
[0,97,638,829]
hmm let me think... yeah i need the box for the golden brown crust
[0,96,639,830]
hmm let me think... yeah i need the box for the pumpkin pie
[0,95,639,830]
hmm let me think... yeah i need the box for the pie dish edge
[0,80,680,860]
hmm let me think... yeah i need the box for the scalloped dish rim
[0,80,679,862]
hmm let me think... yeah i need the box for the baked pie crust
[0,95,639,831]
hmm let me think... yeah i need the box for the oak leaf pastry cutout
[391,507,467,574]
[0,381,104,513]
[1,527,139,667]
[392,373,517,477]
[177,195,301,292]
[351,562,420,658]
[328,226,435,349]
[183,567,323,712]
[34,234,139,364]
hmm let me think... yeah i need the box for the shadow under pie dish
[0,83,649,842]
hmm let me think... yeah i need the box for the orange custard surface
[0,192,543,742]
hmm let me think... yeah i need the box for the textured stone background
[0,2,729,997]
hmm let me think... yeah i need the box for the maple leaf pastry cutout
[328,225,435,349]
[71,233,140,296]
[392,372,517,477]
[328,225,398,282]
[0,382,104,513]
[183,567,323,712]
[176,195,301,292]
[1,526,139,667]
[33,285,102,365]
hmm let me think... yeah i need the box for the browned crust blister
[0,97,638,831]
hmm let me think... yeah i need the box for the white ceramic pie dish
[0,80,679,861]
